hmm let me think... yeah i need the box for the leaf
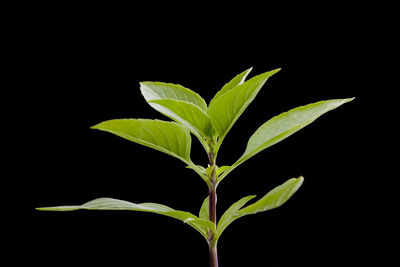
[232,98,354,169]
[214,195,256,241]
[184,218,216,233]
[186,164,206,174]
[205,165,214,177]
[208,68,281,142]
[214,177,304,242]
[37,197,214,240]
[216,166,231,177]
[91,119,191,164]
[199,196,209,220]
[237,177,304,215]
[209,67,253,108]
[148,99,214,140]
[140,82,208,112]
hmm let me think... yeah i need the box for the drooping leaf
[199,196,209,220]
[91,119,191,164]
[209,67,253,108]
[147,98,214,140]
[214,195,256,241]
[37,197,214,239]
[231,98,354,170]
[208,68,281,143]
[214,177,304,242]
[140,82,208,112]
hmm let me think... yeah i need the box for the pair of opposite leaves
[38,68,353,243]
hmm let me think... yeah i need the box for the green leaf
[237,177,304,215]
[232,98,354,169]
[209,67,253,108]
[216,166,231,177]
[91,119,191,164]
[184,218,216,233]
[208,68,281,144]
[214,177,304,242]
[148,99,214,140]
[140,82,208,112]
[199,196,209,220]
[37,197,214,240]
[186,164,206,174]
[214,195,256,241]
[205,165,214,177]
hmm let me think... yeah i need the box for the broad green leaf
[140,82,208,112]
[214,177,304,242]
[214,195,256,241]
[91,119,191,164]
[209,67,253,107]
[199,196,209,220]
[208,68,281,143]
[148,99,214,140]
[37,197,214,239]
[232,98,354,169]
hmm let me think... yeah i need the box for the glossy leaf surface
[231,98,354,170]
[92,119,191,164]
[148,99,214,140]
[208,68,280,142]
[140,82,208,112]
[208,68,253,108]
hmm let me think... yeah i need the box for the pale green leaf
[37,197,212,239]
[216,166,231,177]
[199,196,209,220]
[214,177,303,242]
[186,164,206,174]
[148,99,214,140]
[140,82,208,112]
[209,67,253,107]
[205,165,214,177]
[184,218,216,233]
[232,98,354,169]
[91,119,191,164]
[214,195,256,241]
[208,68,281,143]
[237,177,304,215]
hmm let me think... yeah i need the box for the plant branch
[208,151,219,267]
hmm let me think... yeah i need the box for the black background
[10,3,390,267]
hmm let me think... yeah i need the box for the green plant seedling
[37,67,354,267]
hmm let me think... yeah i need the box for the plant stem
[209,242,219,267]
[208,152,219,267]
